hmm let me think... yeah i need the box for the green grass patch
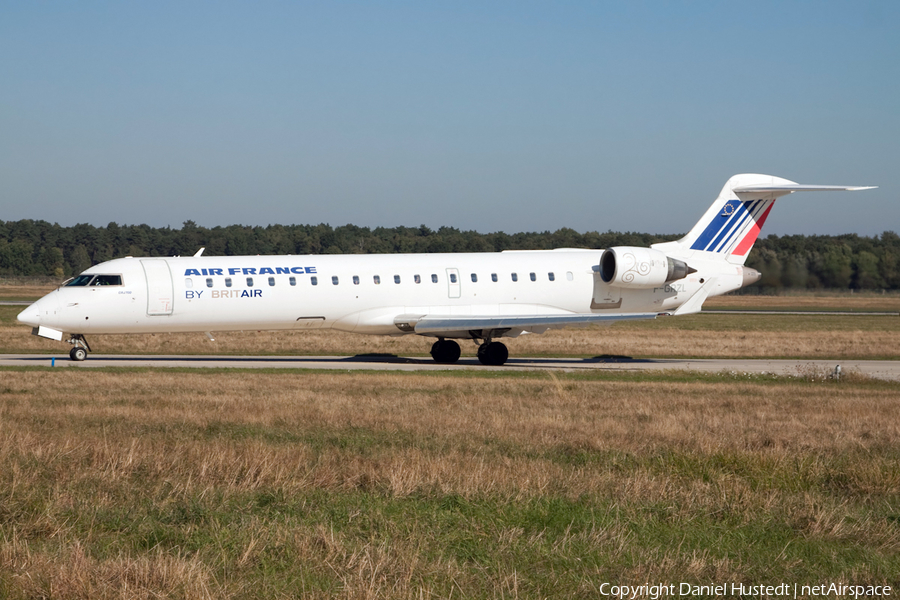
[5,475,899,596]
[1,368,898,597]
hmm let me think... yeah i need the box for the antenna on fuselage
[193,248,205,257]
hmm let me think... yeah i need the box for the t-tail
[652,173,876,266]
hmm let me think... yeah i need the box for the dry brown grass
[7,369,894,465]
[0,281,58,300]
[0,542,217,600]
[1,369,899,597]
[705,291,900,312]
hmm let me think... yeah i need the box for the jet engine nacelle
[599,247,694,289]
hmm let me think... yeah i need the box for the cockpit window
[66,275,94,287]
[65,274,123,287]
[91,275,123,286]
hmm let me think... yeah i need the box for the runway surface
[2,353,899,381]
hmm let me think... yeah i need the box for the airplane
[17,173,874,365]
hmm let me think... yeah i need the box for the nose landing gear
[67,334,91,361]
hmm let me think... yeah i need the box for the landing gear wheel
[430,339,461,364]
[477,341,508,366]
[66,334,91,361]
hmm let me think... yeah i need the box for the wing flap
[408,312,659,336]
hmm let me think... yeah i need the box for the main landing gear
[429,337,510,366]
[477,341,508,366]
[430,339,461,364]
[67,334,90,361]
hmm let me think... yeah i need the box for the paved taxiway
[2,354,899,381]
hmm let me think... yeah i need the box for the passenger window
[206,278,213,288]
[185,278,193,289]
[511,273,518,282]
[530,272,536,281]
[450,273,458,283]
[332,276,339,285]
[289,276,296,286]
[92,275,123,286]
[247,277,254,287]
[353,275,360,285]
[311,276,318,286]
[268,277,275,286]
[431,274,438,283]
[394,275,401,284]
[548,272,555,281]
[491,273,498,282]
[471,273,477,283]
[414,274,421,284]
[374,275,381,284]
[225,277,232,287]
[566,271,574,281]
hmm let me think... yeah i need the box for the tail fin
[653,173,875,265]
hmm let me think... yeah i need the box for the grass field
[2,283,899,597]
[705,294,900,313]
[0,368,898,598]
[0,281,58,302]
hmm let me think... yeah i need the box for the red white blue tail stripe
[688,198,774,257]
[652,174,873,268]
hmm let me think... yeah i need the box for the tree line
[1,219,898,291]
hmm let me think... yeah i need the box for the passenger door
[141,259,174,315]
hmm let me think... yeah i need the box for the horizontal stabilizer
[733,184,876,194]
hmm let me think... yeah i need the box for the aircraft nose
[17,301,42,328]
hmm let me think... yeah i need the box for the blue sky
[1,1,897,236]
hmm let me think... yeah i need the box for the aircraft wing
[394,312,660,337]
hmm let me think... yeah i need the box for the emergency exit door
[446,268,461,298]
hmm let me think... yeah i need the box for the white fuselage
[20,172,870,360]
[19,249,746,339]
